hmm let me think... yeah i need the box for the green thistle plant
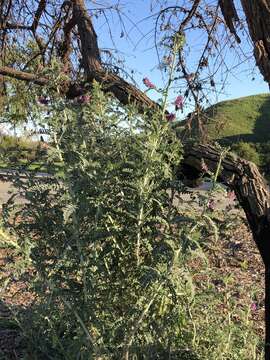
[1,72,263,360]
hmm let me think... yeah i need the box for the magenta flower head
[251,302,257,312]
[76,95,91,104]
[174,95,184,111]
[37,96,49,105]
[166,113,176,122]
[143,77,156,89]
[227,190,236,201]
[207,199,215,210]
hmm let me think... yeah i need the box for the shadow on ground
[0,300,23,359]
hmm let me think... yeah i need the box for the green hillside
[201,93,270,144]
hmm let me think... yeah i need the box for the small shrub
[231,142,261,165]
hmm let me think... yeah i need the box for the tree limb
[72,0,102,73]
[219,0,241,43]
[61,16,76,73]
[0,66,49,86]
[32,0,46,33]
[0,65,159,112]
[182,143,270,265]
[31,0,47,51]
[0,22,32,30]
[179,0,201,32]
[71,0,159,112]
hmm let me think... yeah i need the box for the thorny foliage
[1,83,264,359]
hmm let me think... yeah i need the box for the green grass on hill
[202,93,270,144]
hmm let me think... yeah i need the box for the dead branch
[0,22,32,30]
[0,66,49,86]
[32,0,47,33]
[219,0,241,43]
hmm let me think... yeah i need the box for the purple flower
[76,95,91,104]
[37,96,49,105]
[227,190,236,201]
[207,199,215,210]
[166,113,176,122]
[174,95,184,111]
[251,303,257,312]
[143,77,156,89]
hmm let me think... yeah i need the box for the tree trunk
[71,0,160,113]
[240,0,270,84]
[266,266,270,360]
[221,0,270,85]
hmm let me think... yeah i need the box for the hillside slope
[189,94,270,144]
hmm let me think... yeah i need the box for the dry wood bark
[219,0,241,43]
[240,0,270,84]
[71,0,159,112]
[221,0,270,85]
[0,66,49,86]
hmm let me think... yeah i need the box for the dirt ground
[0,182,14,205]
[0,181,32,359]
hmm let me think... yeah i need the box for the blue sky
[93,0,269,117]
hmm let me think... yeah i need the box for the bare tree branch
[72,0,102,73]
[61,16,76,73]
[219,0,241,43]
[0,65,159,112]
[179,0,201,32]
[0,22,32,30]
[71,0,159,112]
[0,66,49,86]
[32,0,46,33]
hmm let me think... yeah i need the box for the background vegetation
[0,134,46,168]
[176,94,270,179]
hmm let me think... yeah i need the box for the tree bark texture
[266,267,270,360]
[221,0,270,84]
[71,0,159,113]
[219,0,241,43]
[240,0,270,84]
